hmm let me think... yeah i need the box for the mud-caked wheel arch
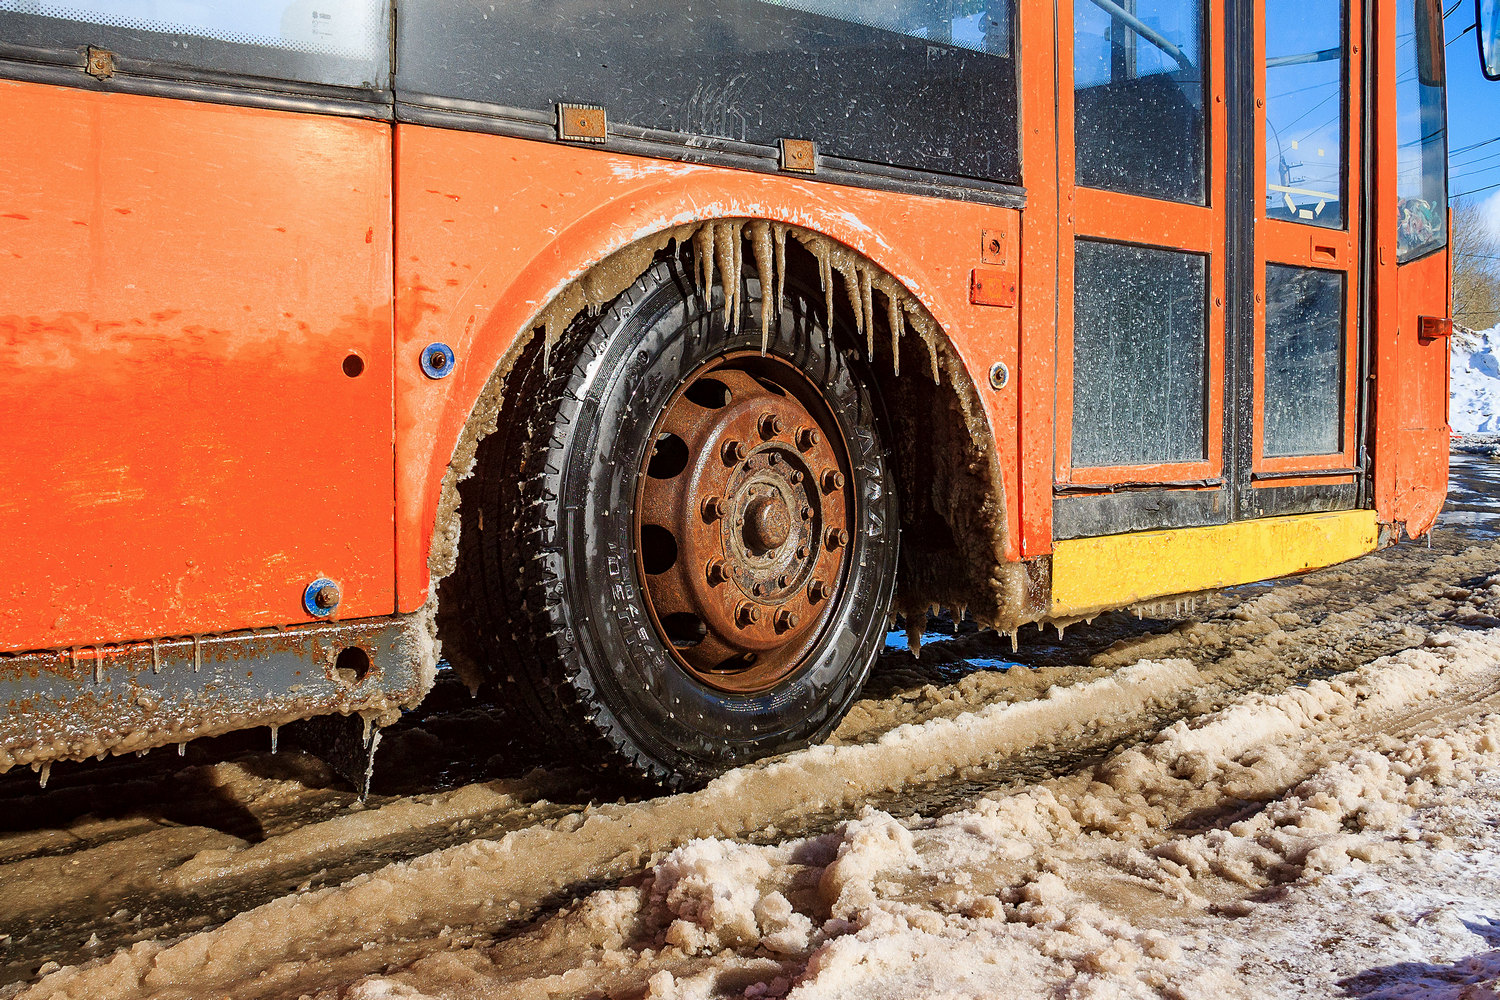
[454,249,899,786]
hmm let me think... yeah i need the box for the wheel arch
[404,195,1044,675]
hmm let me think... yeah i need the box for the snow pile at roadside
[325,628,1500,1000]
[1451,323,1500,435]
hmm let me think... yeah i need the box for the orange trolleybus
[2,0,1496,786]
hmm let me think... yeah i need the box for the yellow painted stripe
[1051,510,1380,618]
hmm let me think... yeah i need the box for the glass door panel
[1254,0,1362,481]
[1057,0,1225,494]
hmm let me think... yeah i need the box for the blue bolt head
[421,342,455,379]
[303,578,341,618]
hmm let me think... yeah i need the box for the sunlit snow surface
[1451,323,1500,434]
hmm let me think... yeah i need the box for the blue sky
[1446,2,1500,224]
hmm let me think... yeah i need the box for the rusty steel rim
[633,352,854,694]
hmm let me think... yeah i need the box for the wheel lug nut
[702,496,726,521]
[775,609,800,631]
[821,470,844,493]
[809,580,831,602]
[797,427,820,451]
[796,545,809,559]
[706,559,729,585]
[825,527,848,548]
[801,506,813,520]
[753,582,767,597]
[777,574,789,587]
[768,452,780,466]
[759,412,785,439]
[722,439,748,464]
[789,469,803,484]
[736,602,762,627]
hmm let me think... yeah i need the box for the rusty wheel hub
[634,353,853,693]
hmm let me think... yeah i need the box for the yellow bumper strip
[1050,510,1380,619]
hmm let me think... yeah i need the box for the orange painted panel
[0,81,394,651]
[393,127,1027,611]
[1386,250,1451,535]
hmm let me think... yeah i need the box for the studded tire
[476,251,898,787]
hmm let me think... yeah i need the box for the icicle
[270,724,279,755]
[192,635,201,673]
[93,649,102,685]
[714,223,739,329]
[839,263,863,344]
[177,742,186,756]
[1055,622,1066,640]
[151,638,160,674]
[748,220,774,355]
[361,714,373,748]
[70,647,78,674]
[1008,629,1020,652]
[906,617,923,659]
[885,288,903,377]
[96,751,106,761]
[694,223,716,301]
[772,223,787,312]
[38,762,50,790]
[733,223,745,334]
[859,268,875,360]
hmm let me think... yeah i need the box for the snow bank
[1450,323,1500,435]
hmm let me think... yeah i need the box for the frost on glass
[764,0,1012,55]
[1072,240,1208,468]
[1264,264,1345,458]
[1263,0,1344,229]
[1394,0,1448,260]
[1073,0,1205,203]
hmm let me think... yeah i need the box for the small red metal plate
[1417,315,1452,342]
[970,267,1017,308]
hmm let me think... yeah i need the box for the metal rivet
[421,342,455,379]
[988,361,1010,391]
[302,578,341,618]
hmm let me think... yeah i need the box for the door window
[1073,0,1206,203]
[1263,265,1346,457]
[1263,0,1345,228]
[1072,240,1209,467]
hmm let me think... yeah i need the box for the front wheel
[475,250,898,787]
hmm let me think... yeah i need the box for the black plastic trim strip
[1054,477,1224,494]
[396,97,1029,211]
[1250,467,1361,481]
[0,55,393,121]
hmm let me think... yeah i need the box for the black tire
[465,247,898,787]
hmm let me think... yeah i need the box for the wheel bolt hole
[647,433,690,479]
[661,612,708,648]
[640,524,679,574]
[683,377,732,409]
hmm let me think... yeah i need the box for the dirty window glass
[396,0,1020,185]
[0,0,389,90]
[1074,0,1206,203]
[1394,0,1448,260]
[1263,0,1344,228]
[1264,264,1345,458]
[1072,240,1208,468]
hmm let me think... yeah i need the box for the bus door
[1244,0,1365,518]
[1054,0,1366,539]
